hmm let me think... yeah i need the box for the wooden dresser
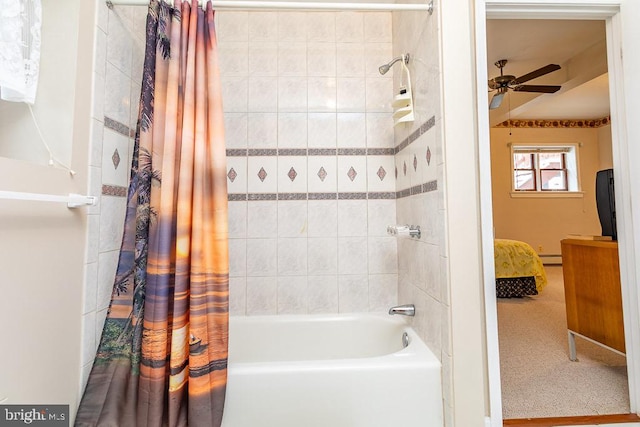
[560,238,625,360]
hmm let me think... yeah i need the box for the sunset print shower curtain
[76,1,229,425]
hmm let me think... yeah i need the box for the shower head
[378,54,410,75]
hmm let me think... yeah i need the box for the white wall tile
[278,113,308,149]
[368,236,398,274]
[277,277,308,314]
[221,76,248,113]
[367,200,397,237]
[247,200,277,238]
[229,277,247,315]
[337,113,366,148]
[337,43,365,77]
[101,129,130,187]
[307,12,335,42]
[85,214,100,263]
[364,13,392,43]
[226,156,248,195]
[278,200,308,237]
[366,155,396,192]
[94,29,107,78]
[338,274,368,312]
[337,78,366,112]
[308,113,337,148]
[366,78,393,112]
[338,237,368,274]
[308,77,337,112]
[338,200,368,237]
[308,238,338,275]
[337,155,368,193]
[81,312,97,366]
[307,156,337,193]
[104,63,131,125]
[278,77,307,112]
[248,77,278,112]
[277,156,308,194]
[248,42,278,76]
[336,12,364,42]
[217,12,249,42]
[246,277,277,315]
[278,42,307,76]
[229,238,247,277]
[308,275,339,313]
[246,153,278,193]
[91,72,105,122]
[224,113,248,149]
[218,42,249,76]
[106,13,133,77]
[248,12,278,42]
[307,43,336,77]
[83,263,98,315]
[278,238,307,276]
[366,113,394,148]
[364,43,393,77]
[246,238,278,276]
[98,196,126,253]
[368,274,397,312]
[278,12,308,41]
[247,113,278,148]
[308,200,338,237]
[97,250,119,311]
[228,201,248,239]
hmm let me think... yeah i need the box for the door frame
[475,2,640,426]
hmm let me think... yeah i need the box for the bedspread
[494,239,548,293]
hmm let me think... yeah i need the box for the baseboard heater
[539,254,562,265]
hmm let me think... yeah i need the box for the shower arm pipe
[0,191,97,209]
[106,0,434,13]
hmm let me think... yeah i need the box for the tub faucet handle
[388,304,415,316]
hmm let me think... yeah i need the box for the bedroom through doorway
[485,18,630,420]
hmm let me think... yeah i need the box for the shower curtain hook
[106,0,114,9]
[427,0,434,15]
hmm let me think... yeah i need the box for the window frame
[509,143,583,198]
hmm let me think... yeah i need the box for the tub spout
[388,304,415,316]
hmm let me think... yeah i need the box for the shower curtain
[76,1,228,425]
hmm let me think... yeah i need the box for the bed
[494,239,548,298]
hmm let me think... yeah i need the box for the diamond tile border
[102,184,127,197]
[395,116,436,154]
[104,116,132,138]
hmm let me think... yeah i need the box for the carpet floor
[498,265,630,419]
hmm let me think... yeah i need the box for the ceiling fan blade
[513,85,561,93]
[489,92,505,109]
[513,64,561,84]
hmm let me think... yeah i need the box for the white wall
[217,11,399,315]
[0,0,95,420]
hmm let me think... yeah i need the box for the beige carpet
[498,265,630,419]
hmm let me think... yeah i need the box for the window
[511,144,580,194]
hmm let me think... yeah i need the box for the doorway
[475,2,640,427]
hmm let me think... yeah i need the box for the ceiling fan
[488,59,562,109]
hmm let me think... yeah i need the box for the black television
[595,168,617,241]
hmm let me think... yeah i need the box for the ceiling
[486,19,609,125]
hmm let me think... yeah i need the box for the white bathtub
[221,313,443,427]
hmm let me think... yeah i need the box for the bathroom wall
[392,7,453,427]
[217,11,399,315]
[79,1,146,394]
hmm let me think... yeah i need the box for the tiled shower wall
[217,11,399,315]
[79,1,146,394]
[392,8,453,427]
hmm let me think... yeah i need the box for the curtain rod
[106,0,434,12]
[0,191,97,209]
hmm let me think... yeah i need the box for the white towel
[0,0,42,104]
